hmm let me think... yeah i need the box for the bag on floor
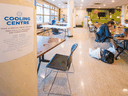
[89,48,101,60]
[101,49,114,64]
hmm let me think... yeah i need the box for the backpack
[101,49,114,64]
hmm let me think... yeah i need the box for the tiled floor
[37,28,128,96]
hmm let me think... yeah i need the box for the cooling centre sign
[4,11,30,25]
[0,3,34,63]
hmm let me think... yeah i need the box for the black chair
[43,43,78,96]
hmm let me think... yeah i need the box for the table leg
[65,29,66,39]
[115,41,126,60]
[37,55,50,74]
[41,55,50,62]
[37,57,42,74]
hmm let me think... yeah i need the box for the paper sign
[0,3,34,63]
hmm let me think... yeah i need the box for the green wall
[88,9,121,24]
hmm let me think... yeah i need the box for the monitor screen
[98,12,106,17]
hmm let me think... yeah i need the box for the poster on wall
[0,3,34,63]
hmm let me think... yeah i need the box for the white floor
[37,28,128,96]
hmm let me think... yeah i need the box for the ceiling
[45,0,128,9]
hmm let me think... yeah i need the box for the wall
[0,0,37,96]
[88,9,121,24]
[61,8,88,26]
[76,9,88,25]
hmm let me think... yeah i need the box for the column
[67,0,74,37]
[73,6,76,28]
[121,5,127,24]
[0,0,37,96]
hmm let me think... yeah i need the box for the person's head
[107,21,114,27]
[90,19,92,21]
[125,19,128,24]
[53,17,55,20]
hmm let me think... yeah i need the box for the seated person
[51,17,56,25]
[95,21,119,50]
[121,19,128,27]
[111,19,116,29]
[60,18,64,23]
[88,19,93,26]
[88,19,97,32]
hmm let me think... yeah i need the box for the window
[44,16,50,22]
[36,2,59,23]
[44,4,49,8]
[36,6,43,14]
[51,10,55,15]
[36,15,43,23]
[44,8,50,15]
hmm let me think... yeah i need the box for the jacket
[95,23,111,42]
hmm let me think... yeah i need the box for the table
[56,23,67,26]
[40,25,70,38]
[37,36,66,74]
[111,29,128,60]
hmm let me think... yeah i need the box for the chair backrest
[67,43,78,70]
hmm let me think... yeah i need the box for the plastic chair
[43,43,78,96]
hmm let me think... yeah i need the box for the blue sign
[4,12,30,25]
[85,16,87,18]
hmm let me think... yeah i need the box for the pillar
[73,6,76,28]
[67,0,74,37]
[0,0,37,96]
[121,5,127,24]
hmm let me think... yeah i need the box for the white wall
[75,9,88,25]
[61,8,88,26]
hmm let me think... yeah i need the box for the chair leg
[66,71,72,95]
[67,63,74,73]
[43,68,47,92]
[47,71,58,96]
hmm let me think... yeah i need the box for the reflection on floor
[37,28,128,96]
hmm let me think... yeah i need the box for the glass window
[55,11,58,15]
[36,3,43,6]
[36,15,43,24]
[55,17,58,21]
[44,4,49,8]
[51,10,55,15]
[36,6,43,14]
[55,7,58,11]
[44,8,50,15]
[44,16,50,22]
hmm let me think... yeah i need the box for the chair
[43,43,78,96]
[94,32,113,49]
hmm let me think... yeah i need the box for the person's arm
[105,26,111,38]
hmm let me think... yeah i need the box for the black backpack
[101,49,114,64]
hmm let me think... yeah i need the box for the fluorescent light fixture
[112,0,114,2]
[81,0,84,2]
[59,4,60,6]
[104,4,106,6]
[81,4,83,6]
[123,89,128,92]
[99,7,100,8]
[52,0,55,1]
[80,7,82,9]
